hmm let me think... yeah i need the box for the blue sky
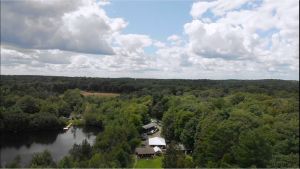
[104,0,193,41]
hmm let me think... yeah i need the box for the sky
[1,0,299,80]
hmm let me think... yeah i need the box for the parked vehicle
[147,128,159,135]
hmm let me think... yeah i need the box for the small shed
[135,147,155,158]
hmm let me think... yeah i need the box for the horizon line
[1,74,299,81]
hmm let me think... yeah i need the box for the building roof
[149,137,166,146]
[153,146,162,152]
[135,147,155,155]
[142,123,156,130]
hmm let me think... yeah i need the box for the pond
[0,126,99,167]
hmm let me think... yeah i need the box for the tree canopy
[0,75,298,168]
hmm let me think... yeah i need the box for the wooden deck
[63,123,72,131]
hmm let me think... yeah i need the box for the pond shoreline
[0,126,100,167]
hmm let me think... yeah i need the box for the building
[148,137,166,149]
[135,147,155,158]
[153,146,162,154]
[142,123,157,133]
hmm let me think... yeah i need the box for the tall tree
[233,129,272,168]
[17,96,40,114]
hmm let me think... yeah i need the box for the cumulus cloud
[1,45,72,66]
[153,41,166,48]
[1,47,36,66]
[167,35,184,46]
[191,0,251,18]
[185,0,299,76]
[190,1,217,19]
[115,34,152,53]
[184,20,252,60]
[1,0,126,54]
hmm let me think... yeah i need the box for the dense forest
[0,75,299,168]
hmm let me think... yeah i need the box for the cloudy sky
[1,0,299,80]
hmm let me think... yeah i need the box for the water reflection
[1,130,62,149]
[0,126,99,167]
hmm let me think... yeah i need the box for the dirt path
[80,91,120,97]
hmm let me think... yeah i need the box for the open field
[134,156,163,168]
[80,91,120,97]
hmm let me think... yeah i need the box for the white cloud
[0,0,298,80]
[190,1,217,19]
[1,0,126,54]
[190,0,250,19]
[183,0,299,79]
[184,20,253,60]
[153,41,166,48]
[167,35,184,46]
[211,0,249,16]
[114,34,152,53]
[167,35,181,41]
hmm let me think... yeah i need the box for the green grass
[134,156,163,168]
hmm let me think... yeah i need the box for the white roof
[153,146,162,152]
[148,137,166,146]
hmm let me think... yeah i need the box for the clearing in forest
[134,156,163,168]
[80,91,120,97]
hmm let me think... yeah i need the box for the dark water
[0,126,99,167]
